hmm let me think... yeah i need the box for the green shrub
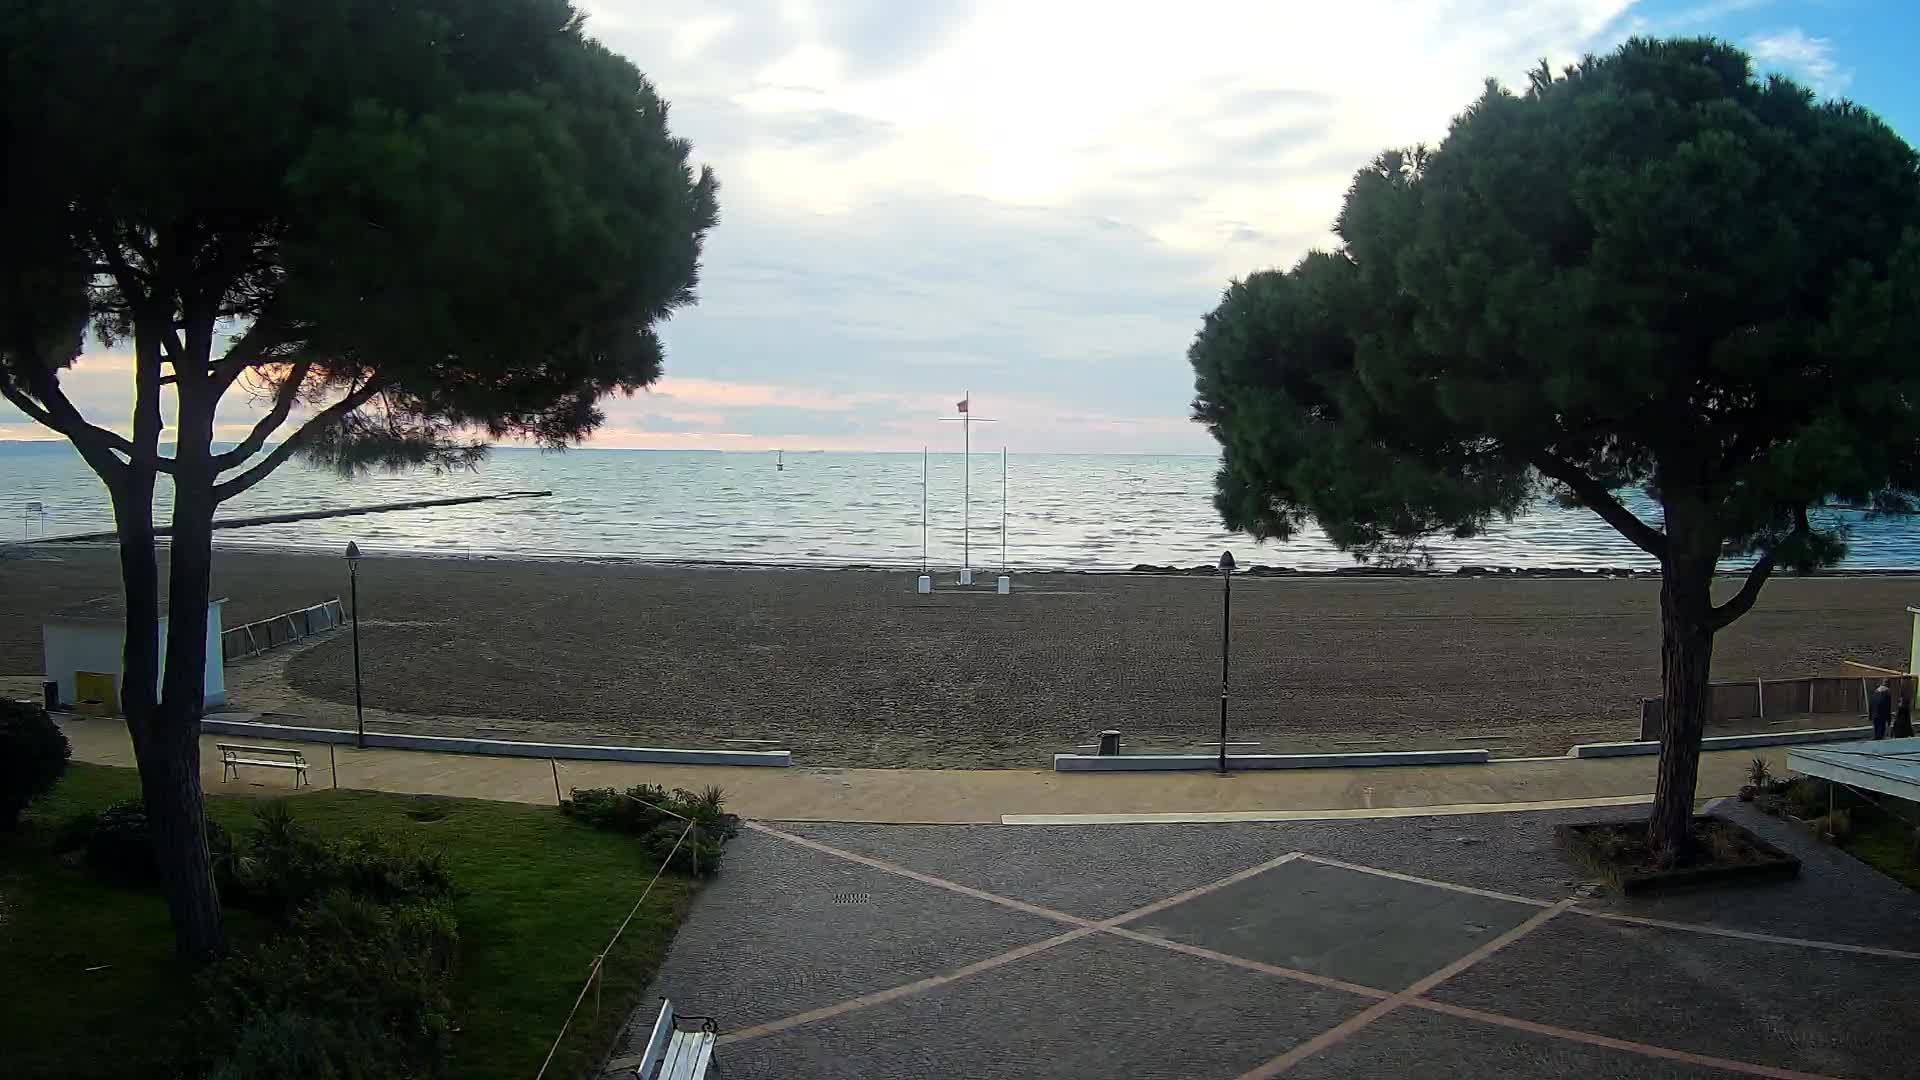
[1746,757,1773,789]
[1784,777,1830,819]
[223,802,452,919]
[193,891,458,1079]
[0,698,69,831]
[1815,809,1854,842]
[54,798,230,887]
[561,784,738,875]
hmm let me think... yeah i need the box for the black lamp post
[346,541,365,749]
[1217,549,1235,775]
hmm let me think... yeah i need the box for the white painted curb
[1052,748,1490,772]
[197,716,792,767]
[1004,793,1656,825]
[1571,726,1871,758]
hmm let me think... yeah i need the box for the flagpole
[939,394,992,584]
[1002,445,1008,572]
[921,446,928,575]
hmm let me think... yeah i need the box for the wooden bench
[629,999,717,1080]
[217,743,310,787]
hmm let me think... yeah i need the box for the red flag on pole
[956,397,968,413]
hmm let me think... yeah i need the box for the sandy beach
[2,545,1912,767]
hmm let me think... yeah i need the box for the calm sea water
[2,442,1914,571]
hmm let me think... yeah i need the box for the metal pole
[1002,446,1008,572]
[1219,567,1232,775]
[963,390,970,578]
[552,758,563,805]
[350,562,365,749]
[922,446,928,574]
[329,743,337,789]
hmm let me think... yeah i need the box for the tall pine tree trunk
[115,318,225,966]
[1649,506,1720,862]
[152,356,226,964]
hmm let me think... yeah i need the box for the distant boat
[776,450,784,472]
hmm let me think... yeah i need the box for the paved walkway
[628,803,1920,1078]
[60,716,1786,822]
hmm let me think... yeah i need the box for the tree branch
[1709,506,1809,631]
[211,359,312,471]
[1528,451,1669,559]
[212,376,388,502]
[209,319,289,395]
[1,366,155,473]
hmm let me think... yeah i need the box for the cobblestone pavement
[619,802,1920,1079]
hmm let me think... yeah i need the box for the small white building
[42,596,228,712]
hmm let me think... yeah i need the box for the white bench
[630,999,716,1080]
[217,743,310,787]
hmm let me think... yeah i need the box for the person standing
[1869,679,1893,740]
[1895,695,1914,740]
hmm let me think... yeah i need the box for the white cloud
[11,1,1651,453]
[1749,27,1853,95]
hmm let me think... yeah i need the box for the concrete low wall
[1572,726,1872,759]
[198,716,792,767]
[1053,749,1491,773]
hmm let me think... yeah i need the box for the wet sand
[2,545,1911,767]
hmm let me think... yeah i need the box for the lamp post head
[1218,550,1235,574]
[345,541,361,562]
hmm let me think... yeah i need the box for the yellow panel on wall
[74,671,118,717]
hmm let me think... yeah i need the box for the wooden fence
[1640,673,1918,740]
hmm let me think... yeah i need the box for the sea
[2,441,1915,572]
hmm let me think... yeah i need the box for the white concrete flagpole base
[916,575,932,594]
[997,575,1011,594]
[959,568,974,585]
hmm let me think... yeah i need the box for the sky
[4,0,1915,455]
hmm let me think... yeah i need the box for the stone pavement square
[626,807,1920,1079]
[1283,1006,1751,1080]
[642,829,1067,1030]
[718,932,1372,1080]
[1124,858,1541,991]
[1431,915,1918,1078]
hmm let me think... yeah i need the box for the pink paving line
[1301,851,1920,961]
[1102,926,1390,1001]
[1292,854,1553,908]
[720,924,1101,1045]
[728,828,1314,1046]
[1236,900,1576,1079]
[1409,1000,1841,1080]
[1573,909,1920,961]
[745,822,1094,928]
[739,822,1898,1075]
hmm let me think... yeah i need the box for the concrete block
[1571,726,1873,759]
[1052,749,1490,773]
[196,717,793,766]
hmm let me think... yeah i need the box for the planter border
[1559,815,1801,894]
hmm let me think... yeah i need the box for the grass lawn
[0,763,695,1080]
[1830,785,1920,891]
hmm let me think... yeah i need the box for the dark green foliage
[0,699,69,830]
[55,799,230,887]
[192,892,459,1080]
[0,0,719,474]
[0,0,717,961]
[1191,37,1920,849]
[222,801,453,919]
[1193,38,1920,565]
[561,784,738,876]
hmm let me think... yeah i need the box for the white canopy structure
[1789,738,1920,803]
